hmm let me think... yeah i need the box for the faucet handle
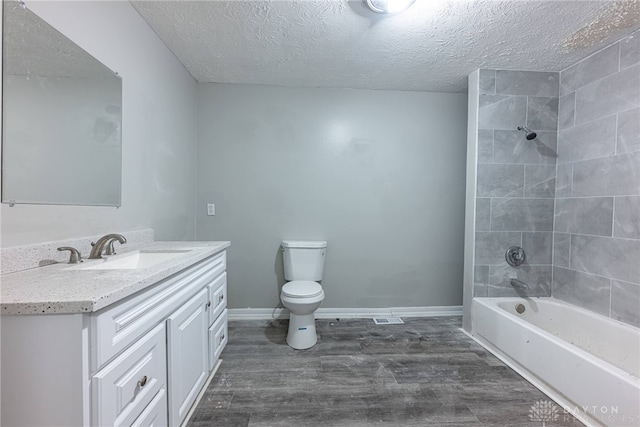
[57,247,83,264]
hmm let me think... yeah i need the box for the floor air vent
[373,317,404,325]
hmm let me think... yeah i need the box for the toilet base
[286,313,318,350]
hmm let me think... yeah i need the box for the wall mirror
[2,2,122,207]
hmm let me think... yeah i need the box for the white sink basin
[78,250,192,270]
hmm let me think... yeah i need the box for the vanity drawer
[209,309,228,371]
[92,252,226,370]
[131,389,167,427]
[207,272,227,326]
[92,323,167,427]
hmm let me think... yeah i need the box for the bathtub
[471,297,640,427]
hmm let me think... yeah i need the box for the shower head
[517,126,537,140]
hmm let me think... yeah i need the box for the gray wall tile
[617,107,640,154]
[557,115,617,164]
[573,152,640,197]
[524,165,556,197]
[555,163,573,197]
[553,233,571,268]
[527,97,559,131]
[620,31,640,69]
[575,64,640,125]
[554,197,613,236]
[477,164,524,197]
[611,280,640,328]
[558,92,575,130]
[560,43,620,95]
[475,198,491,231]
[522,232,553,265]
[614,196,640,239]
[488,264,551,297]
[479,69,496,94]
[475,231,521,265]
[478,95,527,130]
[552,267,611,316]
[477,129,494,163]
[494,130,558,164]
[571,235,640,284]
[472,35,639,320]
[495,70,559,97]
[474,265,490,297]
[491,198,555,231]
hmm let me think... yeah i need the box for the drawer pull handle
[206,301,211,308]
[138,376,148,387]
[220,334,225,343]
[219,294,224,301]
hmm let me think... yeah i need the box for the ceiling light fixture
[365,0,416,14]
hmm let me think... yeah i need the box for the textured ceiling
[132,0,640,93]
[4,2,117,78]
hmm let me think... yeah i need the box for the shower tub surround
[553,30,640,328]
[473,69,559,298]
[469,29,640,327]
[473,297,640,426]
[465,29,640,427]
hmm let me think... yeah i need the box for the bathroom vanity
[0,241,230,427]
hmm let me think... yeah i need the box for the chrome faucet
[88,234,127,259]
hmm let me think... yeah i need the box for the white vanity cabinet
[0,247,229,427]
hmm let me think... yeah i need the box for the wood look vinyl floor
[188,317,583,427]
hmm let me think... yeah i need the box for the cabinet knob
[219,294,224,301]
[137,375,148,387]
[220,334,225,343]
[206,301,211,308]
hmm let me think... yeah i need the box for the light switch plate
[207,203,215,216]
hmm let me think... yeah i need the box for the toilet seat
[282,281,323,298]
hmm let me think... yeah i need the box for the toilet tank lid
[282,240,327,249]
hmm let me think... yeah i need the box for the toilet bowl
[281,281,325,349]
[280,240,327,350]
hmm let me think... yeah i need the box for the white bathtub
[471,297,640,427]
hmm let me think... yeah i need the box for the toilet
[281,240,327,350]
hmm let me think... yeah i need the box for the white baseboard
[228,306,463,320]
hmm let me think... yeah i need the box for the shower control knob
[505,246,526,267]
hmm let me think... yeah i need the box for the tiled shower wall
[470,30,640,329]
[474,70,559,297]
[553,30,640,328]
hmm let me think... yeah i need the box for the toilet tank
[282,240,327,281]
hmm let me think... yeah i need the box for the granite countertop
[0,241,230,315]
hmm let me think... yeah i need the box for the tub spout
[510,279,529,291]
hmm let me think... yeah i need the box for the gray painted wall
[553,30,640,328]
[196,84,468,309]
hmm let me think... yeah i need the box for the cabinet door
[167,288,209,427]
